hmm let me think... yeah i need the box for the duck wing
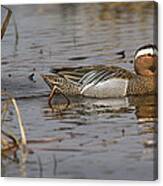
[50,65,103,83]
[50,65,135,86]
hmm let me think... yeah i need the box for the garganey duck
[42,44,158,109]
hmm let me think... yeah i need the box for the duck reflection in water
[129,95,157,122]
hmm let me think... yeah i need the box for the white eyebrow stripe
[135,48,158,60]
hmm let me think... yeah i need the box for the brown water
[1,2,157,180]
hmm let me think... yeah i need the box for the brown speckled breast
[127,76,157,96]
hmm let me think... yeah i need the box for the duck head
[134,44,158,76]
[41,74,59,89]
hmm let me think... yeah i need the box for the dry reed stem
[1,5,12,39]
[12,14,19,44]
[2,129,18,145]
[1,91,27,147]
[1,5,19,43]
[11,98,27,146]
